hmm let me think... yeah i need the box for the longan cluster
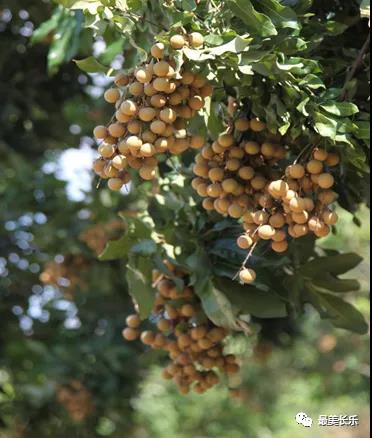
[192,119,340,284]
[93,35,211,191]
[122,261,241,395]
[57,381,95,423]
[79,220,124,256]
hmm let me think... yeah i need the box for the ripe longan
[189,32,204,48]
[318,173,335,189]
[235,118,250,132]
[123,327,139,341]
[94,125,108,139]
[170,34,186,49]
[237,235,253,249]
[258,225,276,240]
[104,88,121,104]
[151,42,165,59]
[239,268,256,284]
[250,118,266,132]
[289,164,306,179]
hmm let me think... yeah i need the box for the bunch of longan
[93,33,211,191]
[57,381,95,423]
[79,220,124,256]
[191,118,340,285]
[122,261,241,395]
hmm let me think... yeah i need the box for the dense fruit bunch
[57,381,95,423]
[93,34,211,191]
[192,118,340,284]
[122,261,241,395]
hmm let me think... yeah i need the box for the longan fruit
[151,42,165,59]
[292,211,309,224]
[289,197,306,213]
[189,96,204,111]
[251,176,267,191]
[121,100,138,116]
[272,229,287,242]
[269,213,286,228]
[212,142,225,154]
[215,198,230,214]
[108,123,125,138]
[192,74,207,88]
[235,118,250,132]
[150,120,167,135]
[194,162,209,178]
[104,163,119,178]
[190,136,205,149]
[200,84,214,98]
[228,204,244,218]
[261,142,276,157]
[314,224,331,238]
[308,217,323,232]
[160,107,177,124]
[178,334,192,348]
[272,240,289,253]
[142,130,157,144]
[170,34,186,49]
[144,83,157,97]
[314,148,328,161]
[318,190,337,205]
[226,158,241,172]
[157,319,171,332]
[293,224,309,237]
[238,166,255,180]
[250,118,266,132]
[258,194,273,209]
[104,88,121,104]
[127,120,141,135]
[138,107,156,123]
[169,92,183,106]
[198,338,214,350]
[222,178,239,193]
[140,143,156,157]
[189,32,204,48]
[129,81,144,96]
[258,225,276,240]
[326,152,340,167]
[239,268,256,284]
[94,125,108,140]
[136,67,152,83]
[253,210,269,225]
[181,304,196,317]
[288,164,306,179]
[318,173,335,189]
[122,327,139,341]
[191,326,208,341]
[307,159,324,174]
[268,180,289,198]
[218,134,234,148]
[93,158,106,174]
[237,235,253,249]
[108,178,124,191]
[153,61,171,78]
[151,94,167,108]
[283,189,297,203]
[244,141,260,155]
[154,334,168,349]
[114,72,129,87]
[229,147,245,159]
[153,77,170,92]
[207,183,223,198]
[115,110,130,123]
[127,136,143,149]
[126,314,141,329]
[304,198,315,212]
[141,331,155,346]
[322,210,338,225]
[203,198,215,211]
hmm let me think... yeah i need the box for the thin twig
[341,33,370,101]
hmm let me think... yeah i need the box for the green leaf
[181,0,197,11]
[314,112,338,140]
[31,7,64,44]
[69,0,102,13]
[301,253,364,278]
[321,102,359,117]
[74,56,109,73]
[215,278,288,319]
[311,274,361,293]
[308,290,368,334]
[126,255,155,319]
[130,240,157,257]
[99,234,133,261]
[227,0,278,37]
[251,0,299,30]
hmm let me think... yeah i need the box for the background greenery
[0,0,370,437]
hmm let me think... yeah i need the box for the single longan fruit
[314,224,331,238]
[181,71,194,85]
[253,210,269,225]
[122,327,139,341]
[235,118,250,132]
[108,123,126,138]
[222,178,239,193]
[144,83,157,97]
[207,183,222,198]
[318,190,338,205]
[104,163,119,178]
[261,142,276,157]
[93,158,106,174]
[258,225,276,240]
[104,88,121,104]
[127,120,141,135]
[292,211,309,224]
[150,120,167,135]
[94,125,108,139]
[189,96,205,111]
[129,81,144,96]
[289,197,306,213]
[160,108,177,124]
[176,105,193,119]
[142,130,157,144]
[244,141,261,155]
[308,217,323,233]
[115,110,130,123]
[153,77,170,92]
[212,142,225,154]
[228,204,244,219]
[189,32,204,48]
[190,136,205,149]
[139,166,157,180]
[181,304,196,317]
[169,92,183,106]
[304,198,315,212]
[151,42,165,59]
[268,180,289,198]
[108,178,124,191]
[151,94,167,108]
[157,319,171,332]
[192,74,207,88]
[272,240,289,253]
[239,268,256,284]
[250,118,266,132]
[293,224,309,237]
[127,136,142,149]
[136,67,152,83]
[272,230,287,242]
[307,159,324,175]
[229,147,245,159]
[326,153,340,167]
[251,176,267,191]
[140,143,156,157]
[121,100,138,116]
[218,134,234,148]
[322,210,338,225]
[318,173,335,189]
[126,314,141,329]
[289,164,306,179]
[238,166,255,180]
[226,158,241,172]
[203,198,215,211]
[314,148,328,161]
[193,164,209,178]
[112,155,127,171]
[139,107,156,122]
[141,331,155,346]
[208,168,224,182]
[200,84,214,98]
[114,72,129,87]
[153,61,171,78]
[269,213,286,228]
[170,34,186,49]
[237,235,253,249]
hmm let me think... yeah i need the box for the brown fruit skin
[250,118,266,132]
[189,32,204,48]
[239,268,256,284]
[237,235,253,249]
[318,173,335,189]
[170,34,186,49]
[141,331,155,346]
[289,164,306,179]
[151,43,165,59]
[126,314,141,329]
[122,328,139,341]
[272,240,289,253]
[94,125,108,139]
